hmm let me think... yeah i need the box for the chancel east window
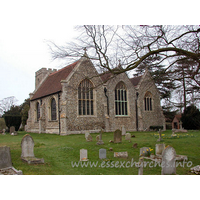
[115,82,128,116]
[144,92,152,111]
[78,79,94,115]
[51,98,57,120]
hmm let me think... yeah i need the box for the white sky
[0,0,197,105]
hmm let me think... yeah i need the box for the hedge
[4,115,21,131]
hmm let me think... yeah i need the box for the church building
[26,55,165,135]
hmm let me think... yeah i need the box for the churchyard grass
[0,130,199,175]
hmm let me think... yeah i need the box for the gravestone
[155,143,165,156]
[85,131,90,139]
[138,157,144,175]
[96,129,104,145]
[121,125,126,136]
[21,134,44,164]
[86,134,93,142]
[125,133,131,141]
[114,129,122,143]
[80,149,88,161]
[2,129,6,135]
[10,126,15,134]
[99,148,106,159]
[0,146,22,175]
[96,135,100,141]
[161,146,176,175]
[114,151,128,158]
[157,129,163,142]
[140,147,151,157]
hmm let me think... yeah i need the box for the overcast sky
[0,0,197,106]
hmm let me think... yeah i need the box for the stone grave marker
[85,131,90,139]
[114,129,122,143]
[2,129,6,135]
[114,151,128,158]
[80,149,88,161]
[140,147,151,157]
[125,133,131,141]
[161,146,176,175]
[96,135,100,141]
[21,134,44,164]
[155,143,165,156]
[121,125,126,136]
[157,129,163,142]
[0,146,22,175]
[86,134,93,142]
[96,129,104,145]
[99,148,106,159]
[10,126,15,134]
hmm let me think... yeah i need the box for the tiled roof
[130,76,142,86]
[31,61,79,101]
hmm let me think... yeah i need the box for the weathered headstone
[157,129,163,142]
[114,129,122,143]
[161,146,176,175]
[21,134,44,164]
[138,157,144,175]
[86,134,93,142]
[140,147,151,157]
[114,151,128,158]
[125,133,131,141]
[80,149,88,161]
[96,135,100,141]
[121,125,126,136]
[155,143,165,156]
[96,129,104,145]
[2,129,6,135]
[10,126,15,134]
[99,148,106,159]
[0,146,22,175]
[85,131,90,139]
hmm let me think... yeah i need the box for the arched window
[144,92,152,111]
[36,102,40,121]
[78,79,94,115]
[51,98,57,120]
[115,82,128,116]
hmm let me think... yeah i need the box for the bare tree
[0,96,18,116]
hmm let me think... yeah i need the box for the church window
[51,98,57,120]
[36,102,40,121]
[78,79,94,115]
[115,82,128,116]
[144,92,152,111]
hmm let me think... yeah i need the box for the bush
[149,126,163,131]
[0,118,7,130]
[3,115,22,131]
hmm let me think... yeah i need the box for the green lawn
[0,130,199,175]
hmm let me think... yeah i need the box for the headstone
[0,146,22,175]
[191,165,200,175]
[155,143,165,156]
[157,129,163,142]
[125,133,131,141]
[21,134,44,164]
[109,147,113,151]
[2,129,6,135]
[161,146,176,175]
[114,129,122,143]
[114,152,128,158]
[10,126,15,134]
[80,149,88,161]
[99,148,106,159]
[96,135,100,141]
[138,157,144,175]
[121,125,126,136]
[86,134,93,142]
[140,147,151,157]
[85,131,90,139]
[96,129,104,145]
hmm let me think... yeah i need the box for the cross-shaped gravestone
[99,148,106,159]
[96,129,104,145]
[114,129,122,143]
[80,149,88,161]
[161,146,176,175]
[157,129,163,142]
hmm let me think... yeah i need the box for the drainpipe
[104,87,109,116]
[58,93,61,135]
[135,92,139,131]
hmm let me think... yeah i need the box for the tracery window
[115,82,128,116]
[78,79,94,115]
[51,98,57,120]
[144,92,152,111]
